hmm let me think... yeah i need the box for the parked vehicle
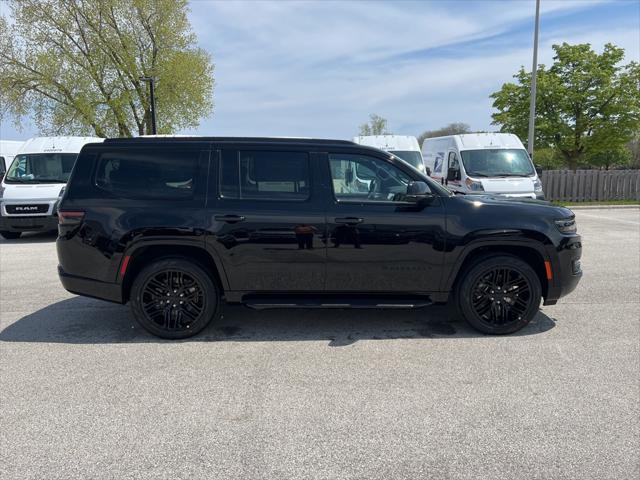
[353,135,426,174]
[57,137,581,339]
[422,133,544,199]
[0,140,24,179]
[0,136,103,239]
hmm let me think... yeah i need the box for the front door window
[329,154,412,203]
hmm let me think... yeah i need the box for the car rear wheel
[130,257,220,339]
[457,255,542,335]
[0,231,21,240]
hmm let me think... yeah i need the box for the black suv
[56,137,582,339]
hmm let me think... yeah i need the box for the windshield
[460,149,534,177]
[4,153,78,183]
[390,150,425,172]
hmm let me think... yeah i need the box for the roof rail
[104,136,356,145]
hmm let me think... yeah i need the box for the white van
[422,133,543,199]
[0,136,103,239]
[0,140,24,179]
[353,135,426,174]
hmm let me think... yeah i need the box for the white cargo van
[0,140,24,178]
[353,135,426,174]
[0,136,103,239]
[422,133,544,199]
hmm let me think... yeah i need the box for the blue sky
[1,0,639,141]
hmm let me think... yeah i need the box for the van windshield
[4,153,77,183]
[460,149,534,177]
[390,150,425,172]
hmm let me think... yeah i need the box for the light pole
[139,76,157,135]
[527,0,541,159]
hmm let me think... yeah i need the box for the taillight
[58,210,85,226]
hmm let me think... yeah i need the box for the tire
[129,257,220,339]
[456,255,542,335]
[0,231,21,240]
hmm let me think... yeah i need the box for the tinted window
[95,149,199,199]
[329,153,413,203]
[220,150,310,201]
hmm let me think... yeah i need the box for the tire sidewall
[130,257,219,339]
[458,255,542,335]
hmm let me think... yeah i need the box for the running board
[243,295,433,310]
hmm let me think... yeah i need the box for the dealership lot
[1,208,638,479]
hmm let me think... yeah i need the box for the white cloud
[184,0,637,139]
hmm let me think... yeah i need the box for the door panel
[205,148,326,292]
[324,152,446,292]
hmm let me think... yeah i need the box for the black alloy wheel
[130,257,219,339]
[457,255,542,334]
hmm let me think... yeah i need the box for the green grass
[552,200,640,207]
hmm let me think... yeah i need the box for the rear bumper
[544,235,582,305]
[0,215,58,233]
[58,266,123,304]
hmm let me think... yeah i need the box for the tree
[0,0,214,137]
[359,114,390,136]
[491,43,640,170]
[417,122,470,146]
[586,146,631,170]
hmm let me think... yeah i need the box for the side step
[243,294,433,310]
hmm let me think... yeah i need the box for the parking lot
[1,207,638,479]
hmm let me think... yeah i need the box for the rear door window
[95,148,203,200]
[219,150,310,201]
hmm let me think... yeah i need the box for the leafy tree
[534,147,564,170]
[417,122,470,146]
[0,0,214,137]
[359,114,390,136]
[628,135,640,169]
[491,43,640,171]
[586,146,631,170]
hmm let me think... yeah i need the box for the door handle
[214,214,246,224]
[335,217,364,225]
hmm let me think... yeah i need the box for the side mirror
[405,181,433,203]
[447,167,460,182]
[535,164,544,176]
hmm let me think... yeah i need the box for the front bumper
[544,234,582,305]
[0,214,58,233]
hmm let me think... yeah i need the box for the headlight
[465,177,484,192]
[533,178,543,192]
[555,218,577,234]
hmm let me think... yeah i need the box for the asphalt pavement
[1,208,638,480]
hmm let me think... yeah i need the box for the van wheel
[0,231,21,240]
[130,257,220,339]
[456,255,541,335]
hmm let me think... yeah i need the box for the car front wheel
[457,255,542,335]
[130,257,220,339]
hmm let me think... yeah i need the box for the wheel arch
[120,243,228,303]
[445,241,550,300]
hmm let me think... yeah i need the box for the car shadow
[0,231,57,244]
[0,296,556,345]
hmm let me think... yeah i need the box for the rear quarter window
[95,148,202,200]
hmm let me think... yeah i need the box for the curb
[564,205,640,210]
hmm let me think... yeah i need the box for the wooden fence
[540,170,640,202]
